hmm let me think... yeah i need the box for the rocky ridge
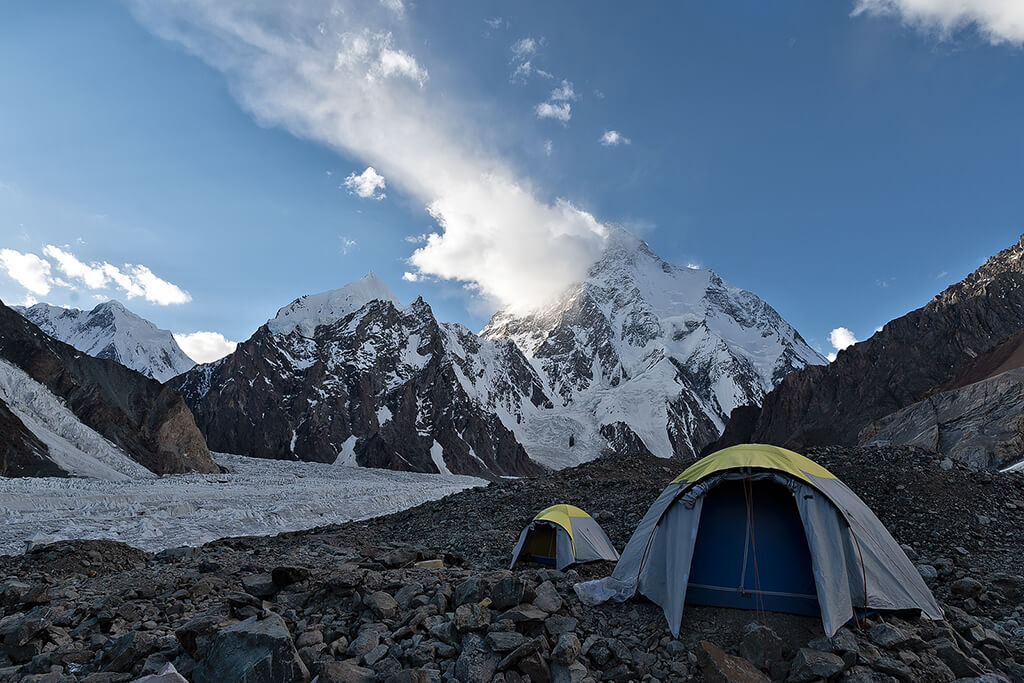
[172,274,543,479]
[0,300,216,477]
[1,445,1021,681]
[716,234,1024,470]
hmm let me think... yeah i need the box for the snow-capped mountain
[172,273,546,479]
[0,299,216,478]
[481,226,826,464]
[14,300,196,382]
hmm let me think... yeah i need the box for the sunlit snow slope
[15,300,195,382]
[482,226,826,466]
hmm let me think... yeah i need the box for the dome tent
[511,504,619,570]
[577,444,941,636]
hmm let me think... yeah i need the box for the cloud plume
[174,331,238,363]
[852,0,1024,45]
[128,2,607,313]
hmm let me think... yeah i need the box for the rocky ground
[1,445,1022,682]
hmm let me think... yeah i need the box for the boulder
[738,623,783,671]
[271,566,309,588]
[697,640,770,683]
[491,577,526,611]
[192,613,309,683]
[551,633,581,666]
[454,603,491,632]
[869,623,907,649]
[455,633,499,683]
[786,648,844,682]
[365,592,399,620]
[316,660,375,683]
[533,581,563,613]
[544,615,578,636]
[952,578,984,600]
[243,574,280,599]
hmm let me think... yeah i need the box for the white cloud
[827,352,838,362]
[335,30,428,87]
[543,139,553,156]
[0,249,52,295]
[536,101,572,122]
[343,166,387,199]
[550,80,575,101]
[404,233,430,244]
[379,0,404,17]
[686,263,701,270]
[340,236,358,255]
[173,331,238,363]
[402,271,419,282]
[42,244,191,305]
[827,327,858,361]
[484,17,506,31]
[600,130,631,146]
[129,3,608,313]
[852,0,1024,45]
[511,37,538,57]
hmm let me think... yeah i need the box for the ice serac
[14,300,196,382]
[481,226,825,466]
[715,233,1024,468]
[0,299,216,476]
[172,274,546,479]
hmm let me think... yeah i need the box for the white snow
[14,301,195,382]
[429,440,451,475]
[0,359,155,480]
[376,405,393,425]
[0,453,484,556]
[334,435,359,466]
[268,272,399,337]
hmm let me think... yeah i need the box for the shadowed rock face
[0,398,65,477]
[0,300,216,476]
[172,296,544,479]
[715,235,1024,461]
[861,368,1024,471]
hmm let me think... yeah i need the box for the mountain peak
[268,272,400,337]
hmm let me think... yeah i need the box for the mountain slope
[15,300,196,382]
[481,227,825,464]
[714,234,1024,462]
[172,274,545,479]
[0,299,216,476]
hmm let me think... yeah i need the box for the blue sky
[1,1,1022,362]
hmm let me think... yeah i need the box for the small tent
[511,504,619,570]
[578,444,941,636]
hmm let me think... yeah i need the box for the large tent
[577,444,942,636]
[511,504,619,570]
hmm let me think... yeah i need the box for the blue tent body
[686,479,819,617]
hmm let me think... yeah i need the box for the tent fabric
[511,504,619,570]
[588,444,941,636]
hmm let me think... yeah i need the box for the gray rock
[347,629,382,658]
[516,651,551,682]
[551,634,581,666]
[242,574,279,599]
[544,615,578,636]
[486,631,528,653]
[454,603,491,632]
[932,639,984,678]
[105,631,157,673]
[532,581,563,613]
[869,623,907,649]
[271,566,309,588]
[131,662,190,682]
[551,661,589,683]
[490,578,526,611]
[900,544,919,561]
[870,656,914,681]
[952,578,984,600]
[455,577,486,607]
[697,640,770,683]
[192,612,309,683]
[739,623,783,670]
[394,582,424,609]
[455,633,499,683]
[365,591,400,620]
[787,648,844,682]
[918,564,939,580]
[317,660,375,683]
[498,605,548,623]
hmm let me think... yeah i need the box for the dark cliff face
[0,397,66,477]
[172,298,544,479]
[716,235,1024,453]
[0,300,216,476]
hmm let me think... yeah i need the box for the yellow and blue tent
[576,444,942,636]
[511,504,619,570]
